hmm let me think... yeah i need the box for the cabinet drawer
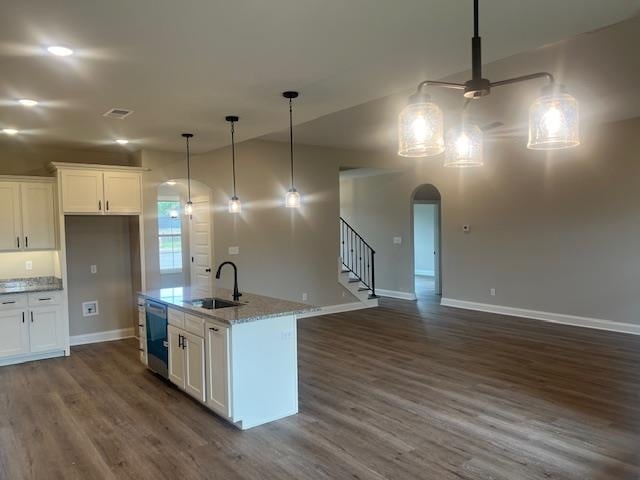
[137,297,145,312]
[28,291,62,306]
[168,308,185,329]
[184,313,205,337]
[0,294,27,311]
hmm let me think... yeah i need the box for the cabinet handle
[209,327,219,332]
[30,311,34,323]
[139,348,144,352]
[25,236,28,248]
[22,312,25,323]
[178,335,183,348]
[98,200,102,211]
[138,323,144,327]
[2,300,16,305]
[182,337,187,349]
[38,298,51,301]
[106,200,110,211]
[17,237,20,248]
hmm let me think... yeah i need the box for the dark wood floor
[1,280,639,479]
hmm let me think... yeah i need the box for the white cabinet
[103,171,142,214]
[168,325,186,387]
[21,182,56,250]
[206,322,230,417]
[0,182,21,250]
[29,306,62,353]
[168,324,206,403]
[59,167,142,215]
[184,332,206,403]
[60,169,104,214]
[137,298,147,365]
[0,180,56,251]
[0,293,65,361]
[0,310,29,357]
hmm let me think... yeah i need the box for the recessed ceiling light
[47,46,74,57]
[2,128,18,135]
[18,99,38,107]
[166,181,177,186]
[115,139,129,145]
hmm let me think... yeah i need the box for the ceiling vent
[103,108,133,119]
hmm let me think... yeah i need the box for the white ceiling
[263,14,640,152]
[1,0,638,153]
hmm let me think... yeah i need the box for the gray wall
[414,204,435,275]
[338,118,640,324]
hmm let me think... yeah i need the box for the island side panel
[230,314,298,429]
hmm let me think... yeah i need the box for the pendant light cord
[186,136,192,202]
[289,98,294,190]
[473,0,479,37]
[231,121,237,197]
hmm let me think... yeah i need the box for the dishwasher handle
[145,302,166,318]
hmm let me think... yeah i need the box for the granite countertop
[138,286,318,325]
[0,276,63,295]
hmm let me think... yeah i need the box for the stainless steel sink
[188,298,241,310]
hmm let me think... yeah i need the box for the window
[158,200,183,273]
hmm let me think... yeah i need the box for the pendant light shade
[283,91,301,208]
[444,121,483,167]
[182,133,194,216]
[528,85,579,150]
[398,93,445,157]
[225,116,241,213]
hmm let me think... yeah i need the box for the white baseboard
[70,327,136,346]
[415,269,435,277]
[440,298,640,336]
[377,289,417,301]
[297,301,377,318]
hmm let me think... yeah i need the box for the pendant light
[398,0,579,158]
[283,91,301,208]
[226,115,242,213]
[444,102,483,167]
[182,133,194,216]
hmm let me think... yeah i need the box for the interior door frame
[411,199,442,296]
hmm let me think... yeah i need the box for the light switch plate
[25,261,33,271]
[228,246,239,255]
[393,237,402,245]
[90,265,97,274]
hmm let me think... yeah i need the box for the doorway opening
[412,184,442,299]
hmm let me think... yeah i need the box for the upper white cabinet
[21,183,56,250]
[0,179,56,252]
[60,170,104,214]
[55,164,143,215]
[0,182,22,250]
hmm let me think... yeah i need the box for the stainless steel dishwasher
[145,301,168,378]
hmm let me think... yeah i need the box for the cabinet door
[184,332,206,403]
[103,172,141,214]
[0,182,22,251]
[60,170,104,214]
[0,310,29,358]
[29,306,62,353]
[206,324,230,416]
[21,182,56,250]
[168,325,186,389]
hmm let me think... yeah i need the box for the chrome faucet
[215,261,242,301]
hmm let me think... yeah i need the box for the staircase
[338,217,379,308]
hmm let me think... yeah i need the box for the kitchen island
[137,287,317,429]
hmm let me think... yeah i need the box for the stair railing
[340,217,377,298]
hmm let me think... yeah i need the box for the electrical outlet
[90,265,97,274]
[25,261,33,271]
[393,236,402,245]
[82,301,99,317]
[463,225,470,233]
[490,288,496,296]
[302,293,308,301]
[228,246,239,255]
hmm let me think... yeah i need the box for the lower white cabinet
[0,310,29,357]
[168,325,206,403]
[137,298,147,365]
[206,323,230,417]
[29,306,62,353]
[0,292,65,362]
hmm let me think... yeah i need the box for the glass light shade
[285,188,301,208]
[184,201,193,216]
[228,196,241,214]
[398,98,445,157]
[528,89,579,150]
[169,209,179,219]
[444,122,483,167]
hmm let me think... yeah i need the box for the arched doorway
[411,184,442,297]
